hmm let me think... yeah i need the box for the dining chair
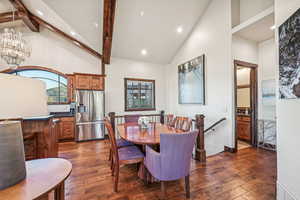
[106,117,134,167]
[104,119,144,192]
[174,117,190,130]
[144,131,198,199]
[181,119,192,132]
[165,114,174,126]
[124,115,141,123]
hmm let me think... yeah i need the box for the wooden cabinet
[237,116,251,142]
[67,74,75,102]
[74,73,104,90]
[59,117,75,141]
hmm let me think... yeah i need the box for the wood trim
[1,66,68,78]
[102,0,117,64]
[234,60,258,152]
[30,15,102,59]
[237,84,250,89]
[73,72,106,77]
[124,78,156,112]
[9,0,39,32]
[0,11,21,23]
[224,146,236,153]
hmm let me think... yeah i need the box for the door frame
[233,60,258,152]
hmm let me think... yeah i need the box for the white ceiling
[112,0,211,64]
[0,0,212,64]
[234,13,275,42]
[0,0,13,13]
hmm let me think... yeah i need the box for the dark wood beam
[9,0,39,32]
[0,11,21,23]
[102,0,116,64]
[31,15,102,59]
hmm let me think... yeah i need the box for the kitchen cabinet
[67,74,75,102]
[59,117,75,141]
[237,116,251,142]
[74,73,104,90]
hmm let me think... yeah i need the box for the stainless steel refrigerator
[75,90,105,142]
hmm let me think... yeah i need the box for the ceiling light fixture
[177,26,183,33]
[141,49,147,56]
[270,25,276,30]
[70,31,76,36]
[140,11,145,17]
[36,10,44,16]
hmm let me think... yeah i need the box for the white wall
[232,35,258,64]
[0,73,48,118]
[165,0,232,156]
[106,58,166,115]
[258,38,276,120]
[275,1,300,199]
[240,0,274,23]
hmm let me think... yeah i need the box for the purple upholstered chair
[124,115,141,123]
[144,131,198,198]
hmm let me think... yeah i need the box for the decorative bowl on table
[138,116,150,129]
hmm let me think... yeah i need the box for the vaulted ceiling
[0,0,212,64]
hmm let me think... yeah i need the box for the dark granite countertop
[23,115,54,121]
[50,112,75,118]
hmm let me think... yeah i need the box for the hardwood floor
[58,140,276,200]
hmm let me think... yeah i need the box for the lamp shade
[0,121,26,190]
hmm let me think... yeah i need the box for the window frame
[124,78,156,112]
[2,66,69,105]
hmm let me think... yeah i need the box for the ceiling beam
[102,0,117,64]
[9,0,39,32]
[0,11,21,23]
[31,15,102,59]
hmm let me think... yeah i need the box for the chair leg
[185,175,190,199]
[114,164,119,192]
[111,158,115,176]
[108,149,112,161]
[110,153,114,170]
[161,181,166,199]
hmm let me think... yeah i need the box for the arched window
[8,67,68,104]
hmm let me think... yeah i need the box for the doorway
[234,60,258,151]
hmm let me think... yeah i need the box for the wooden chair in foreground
[104,119,144,192]
[144,131,199,199]
[173,117,191,131]
[165,114,174,126]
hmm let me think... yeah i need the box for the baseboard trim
[224,146,236,153]
[277,181,298,200]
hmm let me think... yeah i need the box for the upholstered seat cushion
[116,139,134,147]
[118,146,144,161]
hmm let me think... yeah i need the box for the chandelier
[0,28,31,67]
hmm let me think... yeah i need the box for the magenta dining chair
[144,131,198,198]
[124,115,141,123]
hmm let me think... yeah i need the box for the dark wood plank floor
[58,140,276,200]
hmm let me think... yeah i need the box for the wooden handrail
[204,118,226,133]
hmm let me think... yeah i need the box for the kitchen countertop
[23,115,54,121]
[50,112,75,118]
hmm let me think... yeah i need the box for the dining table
[116,122,184,182]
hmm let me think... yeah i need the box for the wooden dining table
[117,122,184,182]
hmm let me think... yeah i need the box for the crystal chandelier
[0,27,31,67]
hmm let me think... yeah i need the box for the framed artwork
[279,8,300,99]
[262,79,276,106]
[124,78,155,111]
[178,55,205,104]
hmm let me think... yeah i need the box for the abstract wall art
[178,55,205,104]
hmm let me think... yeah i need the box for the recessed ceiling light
[70,31,76,36]
[140,11,145,17]
[94,22,99,28]
[141,49,147,56]
[270,25,276,30]
[177,26,183,33]
[36,10,43,16]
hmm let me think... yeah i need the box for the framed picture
[279,8,300,99]
[124,78,155,111]
[178,55,205,104]
[262,79,276,106]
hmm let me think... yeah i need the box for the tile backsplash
[48,104,70,113]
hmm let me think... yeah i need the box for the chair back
[104,118,119,162]
[160,131,198,180]
[181,119,192,132]
[124,115,140,123]
[174,117,189,130]
[165,114,174,126]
